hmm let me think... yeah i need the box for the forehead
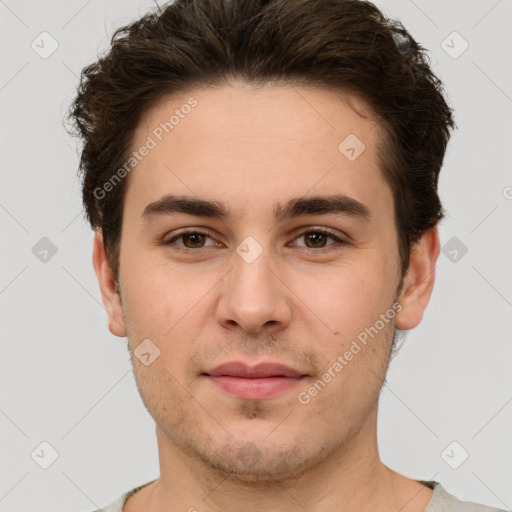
[125,84,391,218]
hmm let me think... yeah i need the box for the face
[95,84,435,482]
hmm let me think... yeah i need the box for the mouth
[202,361,308,400]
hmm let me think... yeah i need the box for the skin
[93,84,440,512]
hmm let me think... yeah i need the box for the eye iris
[183,233,205,248]
[305,232,327,248]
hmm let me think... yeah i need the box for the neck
[128,408,432,512]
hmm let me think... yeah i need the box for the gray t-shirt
[91,479,509,512]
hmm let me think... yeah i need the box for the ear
[92,229,127,337]
[395,224,440,331]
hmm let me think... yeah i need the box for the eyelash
[162,228,348,253]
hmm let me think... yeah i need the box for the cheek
[121,256,212,335]
[130,356,199,442]
[295,326,394,446]
[121,271,217,384]
[293,259,395,338]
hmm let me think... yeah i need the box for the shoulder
[86,480,157,512]
[87,494,126,512]
[86,496,124,512]
[426,481,509,512]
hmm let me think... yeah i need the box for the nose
[216,248,292,335]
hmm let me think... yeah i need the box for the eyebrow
[141,194,371,223]
[274,195,371,223]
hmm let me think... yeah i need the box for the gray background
[1,0,511,510]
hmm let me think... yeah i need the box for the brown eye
[182,233,207,248]
[303,232,329,248]
[164,231,217,249]
[290,228,346,251]
[302,231,333,249]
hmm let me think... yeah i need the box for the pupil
[306,233,326,248]
[185,233,204,247]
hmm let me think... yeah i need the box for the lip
[203,361,307,400]
[205,361,305,378]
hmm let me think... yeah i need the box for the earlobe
[395,225,440,331]
[92,229,127,337]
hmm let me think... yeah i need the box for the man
[68,0,506,511]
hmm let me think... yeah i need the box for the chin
[174,426,336,485]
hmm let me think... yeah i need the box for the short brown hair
[68,0,455,282]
